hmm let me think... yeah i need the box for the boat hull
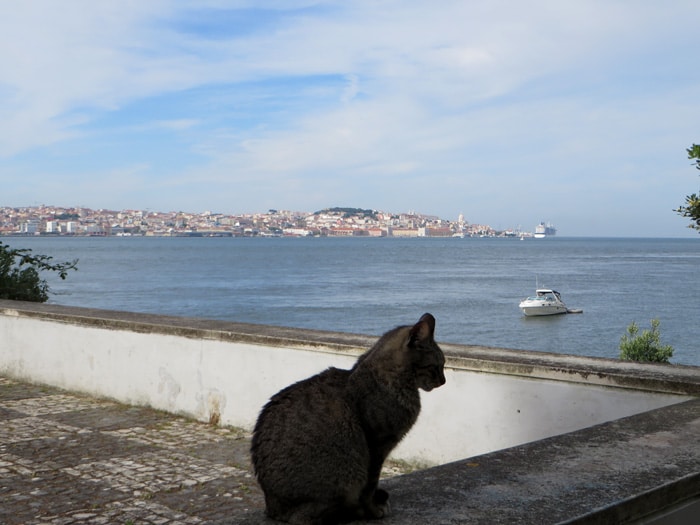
[519,288,568,316]
[520,305,568,316]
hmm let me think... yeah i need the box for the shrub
[0,241,78,303]
[619,318,674,364]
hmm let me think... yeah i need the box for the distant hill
[313,207,379,220]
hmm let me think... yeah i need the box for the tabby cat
[251,313,446,524]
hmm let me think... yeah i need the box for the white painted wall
[398,369,688,464]
[0,312,689,465]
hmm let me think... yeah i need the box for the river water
[4,236,699,366]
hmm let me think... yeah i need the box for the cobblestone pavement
[0,376,267,524]
[0,377,414,525]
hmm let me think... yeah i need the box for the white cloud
[1,1,699,235]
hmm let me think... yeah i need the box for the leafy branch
[675,144,700,232]
[0,241,78,302]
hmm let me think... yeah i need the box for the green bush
[619,319,674,363]
[0,241,77,302]
[675,144,700,232]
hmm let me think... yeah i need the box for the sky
[1,1,699,237]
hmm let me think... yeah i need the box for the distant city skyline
[1,2,699,237]
[1,204,504,238]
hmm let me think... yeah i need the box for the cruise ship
[534,221,556,238]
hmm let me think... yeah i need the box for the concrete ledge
[0,300,373,355]
[2,300,698,396]
[442,343,700,397]
[372,398,700,524]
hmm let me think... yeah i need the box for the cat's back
[258,368,350,423]
[251,366,360,471]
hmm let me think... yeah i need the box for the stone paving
[0,376,268,524]
[0,377,415,525]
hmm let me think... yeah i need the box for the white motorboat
[519,288,568,316]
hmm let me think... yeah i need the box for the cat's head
[408,313,446,392]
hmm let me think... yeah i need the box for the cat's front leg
[359,446,392,518]
[359,486,390,519]
[373,488,389,505]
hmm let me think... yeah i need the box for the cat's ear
[410,313,435,343]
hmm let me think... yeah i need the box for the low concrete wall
[1,300,697,466]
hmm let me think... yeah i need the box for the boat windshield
[527,293,557,302]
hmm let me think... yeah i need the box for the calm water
[5,236,700,366]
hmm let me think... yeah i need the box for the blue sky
[1,1,699,237]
